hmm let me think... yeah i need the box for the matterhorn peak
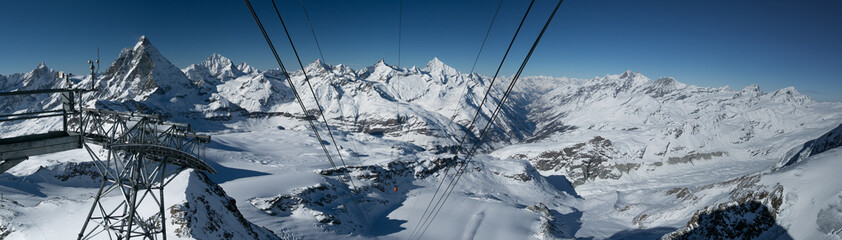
[134,35,152,49]
[128,35,165,61]
[37,61,47,69]
[96,35,195,102]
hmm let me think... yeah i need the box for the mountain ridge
[3,36,842,239]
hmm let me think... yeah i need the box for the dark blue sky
[1,0,840,101]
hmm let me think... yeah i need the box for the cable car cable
[402,0,503,235]
[243,0,336,170]
[268,0,372,224]
[298,0,366,168]
[408,1,534,238]
[416,1,563,238]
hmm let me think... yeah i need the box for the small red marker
[393,187,398,192]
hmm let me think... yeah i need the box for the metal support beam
[1,88,213,239]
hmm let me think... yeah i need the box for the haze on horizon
[0,0,840,102]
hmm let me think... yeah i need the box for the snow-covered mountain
[495,70,842,186]
[0,62,70,137]
[85,36,196,103]
[2,36,842,239]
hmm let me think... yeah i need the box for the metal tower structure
[0,72,215,240]
[76,108,214,240]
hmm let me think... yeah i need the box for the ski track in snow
[462,211,485,240]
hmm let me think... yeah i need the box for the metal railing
[0,88,91,134]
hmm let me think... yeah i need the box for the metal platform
[2,87,216,239]
[107,143,216,174]
[0,131,82,173]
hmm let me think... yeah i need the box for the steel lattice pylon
[0,84,214,239]
[76,108,214,240]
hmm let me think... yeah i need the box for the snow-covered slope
[2,35,842,239]
[661,122,842,239]
[494,71,842,186]
[0,147,278,240]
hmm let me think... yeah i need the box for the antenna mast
[88,48,99,89]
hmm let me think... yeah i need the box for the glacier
[1,36,842,239]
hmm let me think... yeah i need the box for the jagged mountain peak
[603,70,649,83]
[20,62,59,90]
[375,58,389,67]
[31,62,50,76]
[422,57,458,76]
[408,65,420,73]
[742,84,760,92]
[619,69,638,79]
[733,84,762,98]
[585,70,652,93]
[237,62,258,74]
[200,53,242,80]
[427,57,444,66]
[183,53,258,87]
[304,59,331,74]
[359,58,398,81]
[92,35,196,102]
[133,35,156,53]
[310,58,324,66]
[303,59,360,81]
[372,58,401,71]
[204,53,234,67]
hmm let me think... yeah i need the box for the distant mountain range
[2,36,842,239]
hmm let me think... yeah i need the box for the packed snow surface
[2,36,842,239]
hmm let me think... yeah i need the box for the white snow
[2,35,842,239]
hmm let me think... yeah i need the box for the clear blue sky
[1,0,840,101]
